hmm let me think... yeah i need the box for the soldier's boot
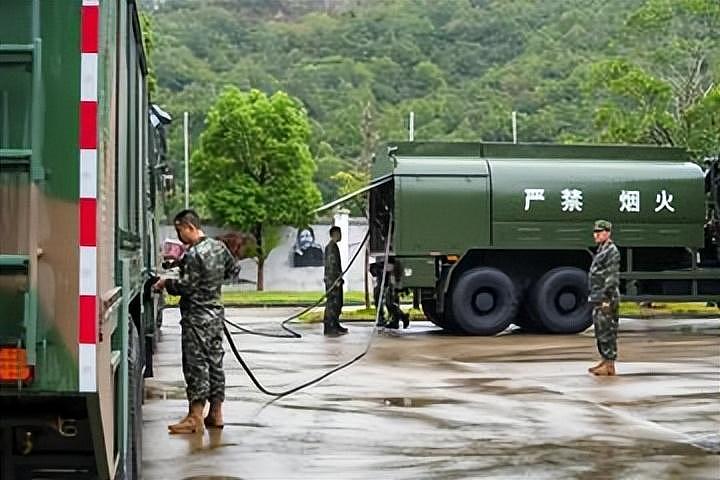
[333,320,347,333]
[385,318,400,329]
[592,360,616,376]
[169,401,205,434]
[324,322,347,336]
[588,360,606,373]
[204,400,224,429]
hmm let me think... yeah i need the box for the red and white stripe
[78,0,99,393]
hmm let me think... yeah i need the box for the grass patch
[298,307,425,323]
[164,290,367,307]
[619,302,719,318]
[163,292,718,321]
[298,302,718,323]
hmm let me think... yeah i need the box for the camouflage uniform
[588,238,621,360]
[370,262,405,327]
[166,237,237,404]
[323,240,343,329]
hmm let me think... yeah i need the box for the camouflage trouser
[323,282,343,327]
[373,283,402,323]
[181,318,225,403]
[593,299,619,360]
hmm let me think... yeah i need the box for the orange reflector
[0,347,33,382]
[446,255,459,263]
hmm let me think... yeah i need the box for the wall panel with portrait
[292,227,324,267]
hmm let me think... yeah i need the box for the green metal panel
[0,283,24,341]
[117,0,129,233]
[397,256,436,288]
[39,1,80,201]
[99,0,118,289]
[126,26,139,236]
[395,172,490,255]
[0,1,33,44]
[0,254,28,267]
[389,142,482,157]
[394,156,489,176]
[490,159,705,248]
[383,143,705,254]
[0,62,32,150]
[482,142,688,161]
[387,141,689,161]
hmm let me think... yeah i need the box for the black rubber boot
[324,322,346,336]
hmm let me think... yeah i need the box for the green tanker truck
[0,1,167,478]
[369,142,720,335]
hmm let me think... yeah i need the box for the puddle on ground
[144,310,720,480]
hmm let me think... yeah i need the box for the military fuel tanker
[0,1,170,478]
[369,142,720,335]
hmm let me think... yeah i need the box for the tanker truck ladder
[0,0,43,376]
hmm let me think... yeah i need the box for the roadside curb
[622,313,720,319]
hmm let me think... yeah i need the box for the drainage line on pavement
[224,230,370,339]
[222,217,393,400]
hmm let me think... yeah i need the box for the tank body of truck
[370,142,720,335]
[0,1,169,478]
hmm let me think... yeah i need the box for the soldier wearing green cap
[587,219,621,375]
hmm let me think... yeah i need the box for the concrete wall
[159,219,369,291]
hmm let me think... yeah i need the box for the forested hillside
[149,0,719,205]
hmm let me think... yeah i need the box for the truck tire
[529,267,592,334]
[451,267,518,335]
[422,299,458,331]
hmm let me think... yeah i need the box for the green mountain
[149,0,719,204]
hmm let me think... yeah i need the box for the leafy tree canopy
[191,86,321,289]
[150,0,719,205]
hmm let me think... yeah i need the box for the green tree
[192,87,322,290]
[587,0,720,160]
[154,0,719,184]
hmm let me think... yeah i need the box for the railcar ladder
[0,0,43,366]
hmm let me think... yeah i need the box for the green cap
[593,219,612,231]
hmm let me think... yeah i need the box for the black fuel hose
[225,229,370,339]
[222,217,393,399]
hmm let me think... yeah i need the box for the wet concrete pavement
[143,308,720,479]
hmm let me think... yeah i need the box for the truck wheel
[529,267,592,333]
[451,267,518,335]
[422,299,458,331]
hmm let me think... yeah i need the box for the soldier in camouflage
[153,210,238,433]
[323,226,348,336]
[587,219,621,376]
[370,261,409,329]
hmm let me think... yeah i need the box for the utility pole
[512,111,518,144]
[183,111,189,209]
[409,111,415,141]
[360,102,377,309]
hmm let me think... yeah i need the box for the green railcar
[0,1,168,478]
[370,142,720,335]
